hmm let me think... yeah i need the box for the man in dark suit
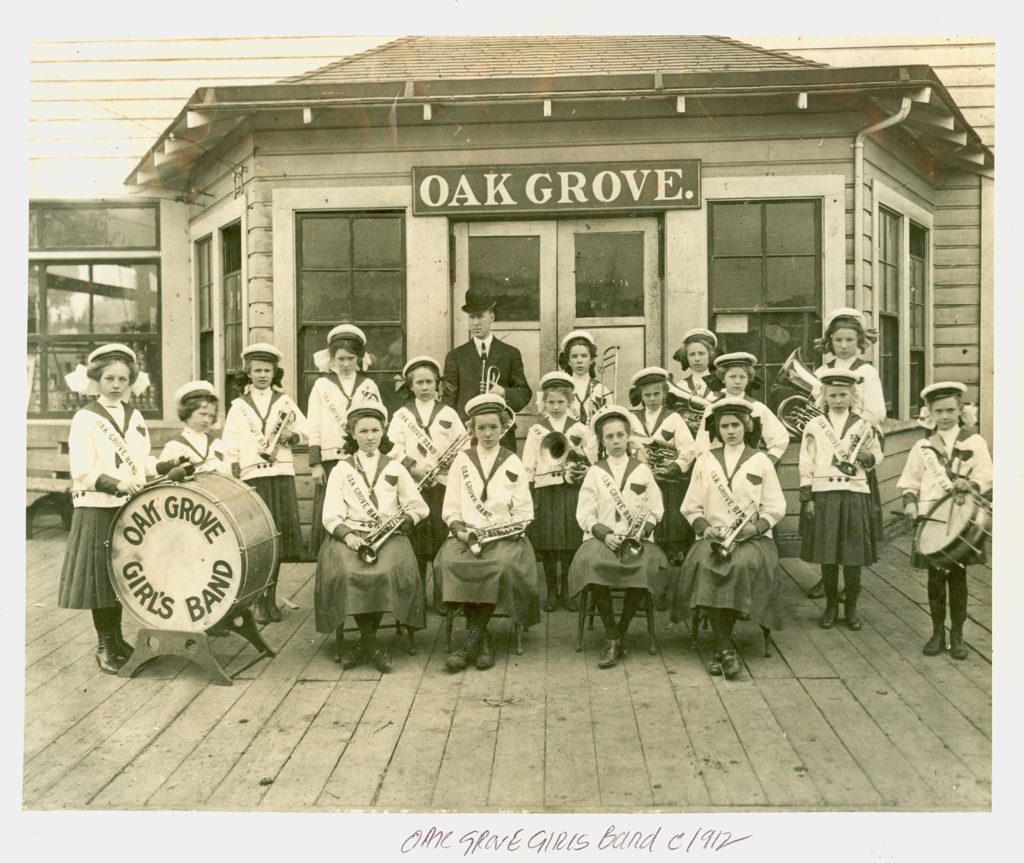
[442,289,533,452]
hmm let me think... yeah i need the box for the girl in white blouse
[558,330,612,426]
[435,393,539,673]
[670,398,786,680]
[158,380,230,475]
[315,399,428,672]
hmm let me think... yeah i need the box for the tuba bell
[772,348,825,438]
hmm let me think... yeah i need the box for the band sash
[704,458,749,522]
[87,411,144,481]
[812,414,869,464]
[341,459,385,526]
[457,459,496,523]
[397,406,441,462]
[596,461,639,525]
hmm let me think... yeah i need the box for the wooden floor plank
[260,679,377,809]
[758,679,882,807]
[801,678,935,808]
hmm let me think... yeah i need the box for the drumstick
[890,509,946,525]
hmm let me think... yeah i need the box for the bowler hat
[462,288,497,314]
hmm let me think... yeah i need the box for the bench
[27,441,73,538]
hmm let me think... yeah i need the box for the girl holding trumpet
[627,367,697,564]
[567,405,668,669]
[222,343,308,624]
[436,393,539,673]
[798,369,884,631]
[306,324,381,558]
[522,371,596,613]
[897,381,992,660]
[669,398,785,680]
[558,330,612,426]
[315,399,428,672]
[388,356,468,614]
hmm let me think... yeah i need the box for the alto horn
[772,348,824,437]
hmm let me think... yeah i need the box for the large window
[28,202,161,418]
[196,236,214,385]
[708,200,822,409]
[221,222,244,403]
[878,208,900,415]
[295,212,406,412]
[908,223,928,415]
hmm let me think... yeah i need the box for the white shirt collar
[833,356,855,369]
[414,399,436,422]
[354,450,380,470]
[475,335,494,355]
[250,386,272,403]
[723,442,744,472]
[828,409,850,429]
[938,426,960,449]
[98,395,124,410]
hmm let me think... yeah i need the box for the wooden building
[28,35,995,555]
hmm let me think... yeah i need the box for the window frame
[30,200,160,252]
[195,234,214,386]
[870,180,934,421]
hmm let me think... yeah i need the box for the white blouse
[222,389,309,481]
[799,411,885,494]
[521,414,597,487]
[682,447,786,537]
[307,373,381,463]
[158,427,230,475]
[575,456,663,540]
[387,400,467,487]
[628,408,697,473]
[897,428,993,509]
[442,446,533,530]
[321,451,428,536]
[69,397,156,508]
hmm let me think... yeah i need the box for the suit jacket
[442,337,533,451]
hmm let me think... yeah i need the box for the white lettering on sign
[622,169,652,199]
[655,168,684,201]
[557,171,588,204]
[419,174,449,207]
[525,172,553,204]
[592,170,622,203]
[484,172,515,206]
[450,175,481,207]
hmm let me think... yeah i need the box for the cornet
[464,519,531,556]
[260,408,296,463]
[616,506,651,562]
[356,505,411,566]
[834,421,874,477]
[709,503,758,561]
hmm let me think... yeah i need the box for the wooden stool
[445,605,523,655]
[575,585,658,655]
[689,607,772,657]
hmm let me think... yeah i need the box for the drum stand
[118,608,276,686]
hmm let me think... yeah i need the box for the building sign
[412,160,701,216]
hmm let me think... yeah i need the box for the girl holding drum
[898,382,992,660]
[388,355,467,614]
[315,399,428,672]
[558,330,611,426]
[222,343,308,624]
[60,344,180,673]
[436,393,540,673]
[307,325,381,558]
[567,405,668,669]
[669,398,785,680]
[158,380,230,475]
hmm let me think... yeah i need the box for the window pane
[469,236,540,321]
[766,256,817,307]
[364,326,404,371]
[909,223,927,258]
[574,232,644,318]
[27,348,42,413]
[199,333,215,386]
[301,217,350,269]
[92,264,159,333]
[711,203,761,256]
[46,264,91,334]
[222,222,242,273]
[301,270,350,321]
[353,271,402,320]
[711,259,761,309]
[765,202,817,255]
[28,264,40,335]
[29,208,39,250]
[40,206,157,249]
[353,218,402,268]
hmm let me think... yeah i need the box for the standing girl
[315,399,428,672]
[694,352,790,465]
[388,356,468,614]
[805,308,886,599]
[435,393,540,673]
[60,344,170,673]
[522,371,595,612]
[627,367,696,564]
[222,343,308,624]
[306,324,381,558]
[559,330,612,426]
[799,370,884,630]
[158,380,230,475]
[670,327,722,438]
[567,405,668,668]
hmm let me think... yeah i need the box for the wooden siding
[745,36,995,148]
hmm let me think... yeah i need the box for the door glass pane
[765,202,817,255]
[710,259,761,309]
[353,271,402,320]
[353,218,402,268]
[766,256,817,307]
[574,232,644,318]
[469,236,540,321]
[302,217,350,269]
[712,203,761,256]
[300,271,350,321]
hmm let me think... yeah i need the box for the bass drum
[915,490,992,571]
[107,473,279,632]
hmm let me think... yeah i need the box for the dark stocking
[618,588,645,640]
[591,586,617,637]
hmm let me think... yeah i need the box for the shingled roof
[283,35,825,84]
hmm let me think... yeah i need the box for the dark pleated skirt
[530,484,584,551]
[435,535,540,629]
[654,477,693,554]
[59,507,119,609]
[801,490,877,566]
[670,537,783,631]
[247,474,304,562]
[308,459,338,559]
[567,538,671,599]
[411,482,448,561]
[314,534,425,633]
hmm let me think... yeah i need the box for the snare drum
[106,473,279,632]
[914,491,992,571]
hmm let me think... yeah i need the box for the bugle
[834,421,874,477]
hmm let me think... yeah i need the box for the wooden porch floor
[22,517,991,812]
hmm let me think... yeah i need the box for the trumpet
[356,505,412,566]
[532,431,590,485]
[597,345,620,405]
[479,363,501,394]
[464,519,531,556]
[834,421,874,477]
[709,503,758,561]
[417,432,471,489]
[617,506,651,562]
[772,348,825,438]
[260,408,296,463]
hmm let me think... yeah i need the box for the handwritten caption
[401,825,751,856]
